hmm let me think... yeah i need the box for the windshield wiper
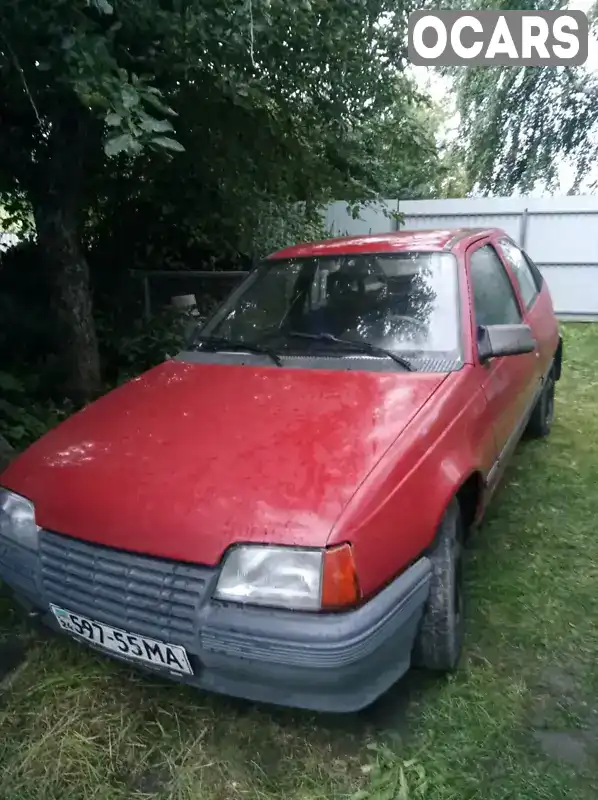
[194,335,283,367]
[284,331,414,371]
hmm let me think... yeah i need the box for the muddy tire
[526,367,555,439]
[412,499,464,671]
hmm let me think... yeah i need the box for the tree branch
[0,28,42,127]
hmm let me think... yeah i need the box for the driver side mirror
[477,324,536,362]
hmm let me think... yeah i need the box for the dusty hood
[2,359,446,565]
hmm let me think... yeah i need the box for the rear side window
[469,244,522,327]
[523,252,544,292]
[497,239,540,309]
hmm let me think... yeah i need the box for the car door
[494,237,558,380]
[466,241,541,481]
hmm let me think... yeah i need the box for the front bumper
[0,530,431,712]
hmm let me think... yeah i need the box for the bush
[0,371,70,450]
[97,306,210,387]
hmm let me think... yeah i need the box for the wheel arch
[424,469,485,554]
[554,335,563,381]
[455,470,485,536]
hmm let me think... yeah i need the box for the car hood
[2,358,447,565]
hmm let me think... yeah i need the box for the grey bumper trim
[201,557,432,668]
[1,531,432,712]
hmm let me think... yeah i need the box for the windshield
[200,252,462,361]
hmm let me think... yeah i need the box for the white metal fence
[323,196,598,321]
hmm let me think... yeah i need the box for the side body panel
[465,237,541,468]
[483,234,560,490]
[328,366,492,597]
[329,232,560,597]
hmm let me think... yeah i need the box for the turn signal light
[321,543,361,609]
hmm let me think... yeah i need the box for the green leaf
[0,372,24,393]
[121,85,139,110]
[6,424,27,442]
[90,0,114,14]
[397,767,409,800]
[105,112,122,127]
[150,137,185,152]
[105,133,137,157]
[144,92,177,117]
[139,116,174,134]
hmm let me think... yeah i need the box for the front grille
[39,531,214,645]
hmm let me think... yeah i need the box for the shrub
[0,371,70,449]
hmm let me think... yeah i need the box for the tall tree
[443,0,598,194]
[455,64,598,194]
[0,0,426,401]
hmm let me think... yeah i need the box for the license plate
[50,605,193,675]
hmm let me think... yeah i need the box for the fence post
[519,208,529,249]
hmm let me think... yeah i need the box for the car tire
[526,366,555,439]
[412,498,464,672]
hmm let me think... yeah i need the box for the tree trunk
[28,104,102,405]
[32,200,101,404]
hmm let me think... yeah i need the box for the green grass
[2,323,598,799]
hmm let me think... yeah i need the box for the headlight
[214,543,360,611]
[0,489,40,551]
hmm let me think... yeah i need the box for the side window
[523,252,544,292]
[497,239,540,309]
[469,244,522,327]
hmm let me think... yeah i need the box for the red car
[0,228,561,712]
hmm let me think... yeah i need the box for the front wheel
[412,499,464,671]
[526,367,555,439]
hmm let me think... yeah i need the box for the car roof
[268,228,501,260]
